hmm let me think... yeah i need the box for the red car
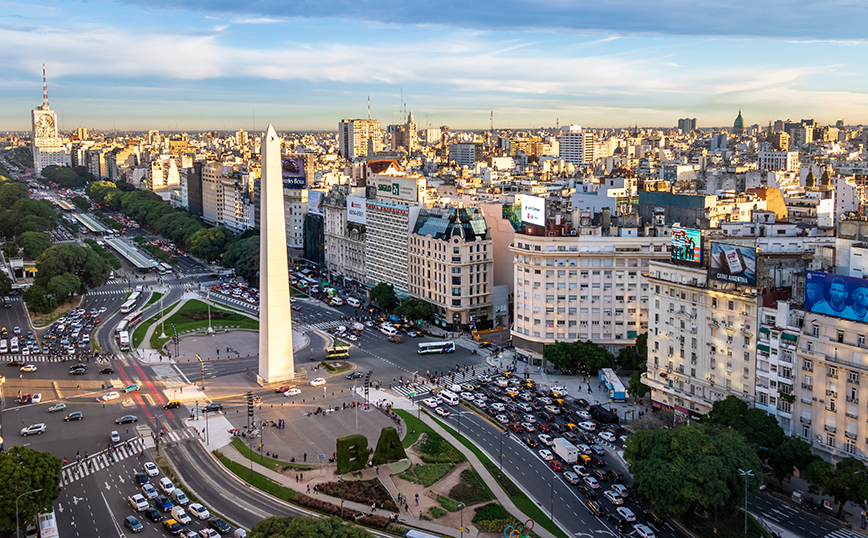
[509,423,524,434]
[537,423,552,433]
[19,394,32,405]
[274,385,291,393]
[548,460,564,471]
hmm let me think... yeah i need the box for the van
[447,384,462,394]
[439,390,459,406]
[346,297,360,308]
[170,506,191,525]
[170,488,189,505]
[380,326,397,337]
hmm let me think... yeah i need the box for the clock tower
[31,64,69,174]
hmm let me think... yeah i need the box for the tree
[706,395,785,456]
[35,244,110,292]
[546,340,615,373]
[0,182,29,209]
[395,298,433,322]
[249,516,372,538]
[70,196,90,210]
[627,370,648,398]
[617,332,648,371]
[47,273,81,304]
[767,438,818,488]
[804,457,868,518]
[16,232,51,259]
[23,284,52,314]
[820,170,831,186]
[0,446,62,534]
[0,270,11,296]
[624,425,762,519]
[369,283,397,311]
[223,235,260,281]
[188,226,234,262]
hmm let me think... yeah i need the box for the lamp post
[159,295,167,339]
[738,468,754,538]
[458,503,465,538]
[16,489,41,538]
[206,290,214,334]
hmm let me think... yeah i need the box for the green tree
[370,282,397,311]
[223,235,260,281]
[23,284,52,314]
[706,395,785,456]
[188,226,234,262]
[618,332,648,371]
[395,298,434,322]
[624,425,762,519]
[804,457,868,518]
[0,182,30,209]
[35,243,110,292]
[627,370,648,398]
[16,231,52,259]
[47,273,81,304]
[0,446,62,534]
[0,270,11,296]
[70,196,90,210]
[249,516,372,538]
[767,438,818,488]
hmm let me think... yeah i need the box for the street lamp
[458,503,465,538]
[16,489,41,538]
[738,468,754,538]
[206,290,214,334]
[159,294,167,339]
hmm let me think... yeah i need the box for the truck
[387,335,403,344]
[590,404,620,424]
[552,437,579,464]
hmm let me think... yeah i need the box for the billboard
[282,158,306,189]
[307,190,324,216]
[346,195,366,225]
[374,175,423,203]
[670,227,702,265]
[520,195,545,227]
[710,243,757,286]
[806,270,868,323]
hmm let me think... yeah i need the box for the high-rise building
[558,125,595,165]
[338,119,383,160]
[677,118,697,133]
[31,65,69,174]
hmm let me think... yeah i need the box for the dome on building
[733,109,745,131]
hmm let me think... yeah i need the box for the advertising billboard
[710,243,757,286]
[374,175,423,203]
[670,228,702,265]
[346,195,366,225]
[307,190,324,216]
[806,270,868,323]
[520,195,545,227]
[282,158,306,189]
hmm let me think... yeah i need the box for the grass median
[132,300,181,347]
[230,437,311,470]
[151,299,259,349]
[216,452,299,502]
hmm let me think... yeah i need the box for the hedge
[372,427,407,466]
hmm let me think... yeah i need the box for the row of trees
[368,283,435,322]
[40,165,94,189]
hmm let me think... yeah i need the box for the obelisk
[258,124,294,382]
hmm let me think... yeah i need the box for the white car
[187,503,210,520]
[144,462,160,477]
[199,529,220,538]
[538,449,554,461]
[284,388,301,397]
[611,484,629,498]
[309,377,326,387]
[551,386,569,395]
[141,483,158,500]
[495,414,509,424]
[599,431,616,442]
[603,489,624,505]
[616,507,636,522]
[99,391,120,402]
[21,423,46,436]
[31,393,42,403]
[20,364,37,372]
[583,476,599,489]
[435,407,450,417]
[159,477,175,495]
[572,465,590,476]
[576,410,591,420]
[538,434,553,446]
[129,494,149,512]
[422,398,438,408]
[634,524,656,538]
[578,421,596,432]
[459,392,474,400]
[48,403,66,413]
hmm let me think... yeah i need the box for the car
[576,397,590,407]
[209,518,232,534]
[144,507,163,522]
[124,515,144,533]
[508,423,523,433]
[616,507,636,522]
[188,503,210,520]
[116,415,138,424]
[48,403,67,413]
[576,410,592,420]
[578,484,597,498]
[124,384,140,393]
[145,462,160,476]
[171,489,189,505]
[563,471,580,484]
[155,495,173,511]
[520,421,535,432]
[203,403,223,413]
[274,385,291,393]
[607,512,630,529]
[159,477,176,495]
[129,494,149,511]
[99,367,114,374]
[549,460,564,471]
[537,423,551,433]
[563,432,578,443]
[346,371,362,379]
[284,388,301,396]
[538,449,554,461]
[99,391,120,402]
[523,436,538,448]
[135,472,150,486]
[20,364,37,372]
[538,434,553,446]
[634,524,656,538]
[585,499,605,517]
[583,476,599,489]
[164,519,183,536]
[142,483,158,499]
[199,529,220,538]
[593,469,610,482]
[610,484,629,498]
[603,489,624,505]
[643,510,664,525]
[184,531,202,538]
[69,367,86,375]
[572,465,590,476]
[599,431,616,442]
[111,431,122,444]
[163,400,181,409]
[309,377,326,386]
[64,412,83,421]
[578,421,596,431]
[591,444,606,456]
[172,505,192,524]
[495,414,509,424]
[607,470,625,483]
[435,407,450,417]
[21,423,46,436]
[6,360,23,367]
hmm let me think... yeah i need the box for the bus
[116,310,144,338]
[119,331,131,351]
[35,510,59,538]
[325,346,350,360]
[119,291,141,314]
[158,262,172,275]
[417,341,456,355]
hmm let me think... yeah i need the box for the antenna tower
[42,63,49,108]
[367,95,371,120]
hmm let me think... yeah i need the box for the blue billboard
[710,243,757,286]
[671,227,702,266]
[806,270,868,323]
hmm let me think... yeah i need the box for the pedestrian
[376,466,379,476]
[307,485,310,493]
[372,503,376,513]
[304,453,307,462]
[314,485,318,494]
[300,473,303,481]
[415,493,419,506]
[419,510,423,520]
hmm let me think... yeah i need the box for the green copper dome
[733,109,745,130]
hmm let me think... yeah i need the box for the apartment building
[559,125,595,165]
[408,207,493,330]
[338,119,384,160]
[323,188,367,284]
[758,151,799,172]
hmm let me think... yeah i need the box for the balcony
[801,383,813,390]
[848,377,860,385]
[847,396,859,404]
[846,412,859,419]
[826,390,838,398]
[801,396,813,404]
[800,417,812,424]
[846,432,858,440]
[825,425,837,433]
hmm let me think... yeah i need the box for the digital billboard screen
[710,243,757,286]
[307,190,324,216]
[282,158,306,189]
[670,228,702,265]
[346,195,366,225]
[520,195,545,227]
[806,270,868,323]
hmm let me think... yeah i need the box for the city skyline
[2,0,867,131]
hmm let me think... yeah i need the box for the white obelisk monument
[258,124,294,382]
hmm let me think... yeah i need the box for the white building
[559,125,595,165]
[338,119,383,160]
[31,68,70,174]
[323,189,367,284]
[758,151,800,172]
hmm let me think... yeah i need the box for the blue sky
[1,0,867,131]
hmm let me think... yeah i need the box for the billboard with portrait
[520,195,545,227]
[806,270,868,323]
[307,190,324,216]
[346,195,366,225]
[670,228,702,266]
[710,243,757,286]
[282,158,306,189]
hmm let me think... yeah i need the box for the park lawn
[150,300,258,349]
[397,463,454,487]
[132,300,181,348]
[217,453,298,501]
[395,409,436,449]
[230,437,310,470]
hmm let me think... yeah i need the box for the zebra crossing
[823,528,865,538]
[3,353,121,364]
[86,289,129,296]
[390,370,484,399]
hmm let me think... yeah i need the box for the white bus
[158,262,173,275]
[119,331,131,351]
[120,291,141,314]
[36,509,59,538]
[417,341,456,355]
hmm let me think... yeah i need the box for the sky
[1,0,868,132]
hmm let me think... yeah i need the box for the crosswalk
[390,370,485,399]
[60,429,197,486]
[823,528,865,538]
[3,353,124,364]
[86,289,129,296]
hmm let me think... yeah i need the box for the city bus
[115,319,129,337]
[417,341,456,355]
[158,262,173,275]
[325,346,350,360]
[35,509,59,538]
[119,331,131,351]
[116,310,144,338]
[120,291,141,314]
